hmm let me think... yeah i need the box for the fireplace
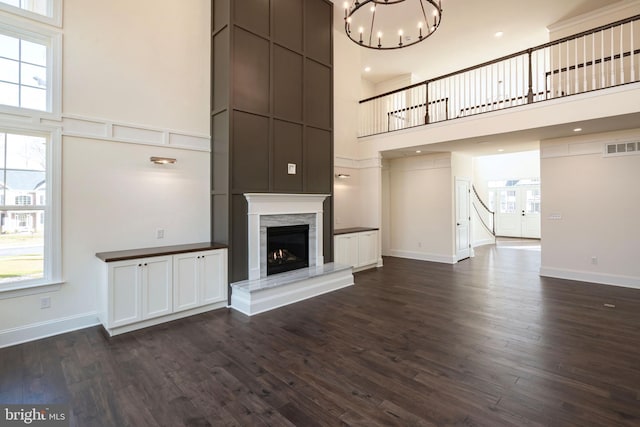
[266,224,309,275]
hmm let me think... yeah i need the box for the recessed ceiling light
[416,150,422,153]
[573,127,582,132]
[364,66,371,72]
[494,31,504,38]
[497,149,505,152]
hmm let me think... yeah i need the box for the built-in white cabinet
[173,250,227,312]
[98,246,228,336]
[109,255,173,328]
[334,229,379,272]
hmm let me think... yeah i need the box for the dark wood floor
[2,242,640,426]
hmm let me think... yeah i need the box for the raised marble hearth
[230,263,353,316]
[230,193,354,316]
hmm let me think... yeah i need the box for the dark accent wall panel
[323,196,333,262]
[304,0,332,65]
[273,120,303,192]
[212,194,229,244]
[213,0,229,33]
[212,111,229,192]
[273,0,303,52]
[212,0,333,283]
[304,127,332,193]
[233,0,269,36]
[212,29,229,113]
[274,46,302,122]
[232,111,269,191]
[233,27,270,114]
[231,195,248,282]
[304,59,331,130]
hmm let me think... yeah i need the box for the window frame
[0,0,62,28]
[0,117,61,293]
[0,15,62,120]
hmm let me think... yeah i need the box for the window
[0,1,60,291]
[0,129,59,288]
[15,194,32,205]
[0,32,48,111]
[0,0,61,27]
[0,16,61,117]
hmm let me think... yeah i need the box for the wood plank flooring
[2,242,640,426]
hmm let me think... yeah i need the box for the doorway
[489,179,541,238]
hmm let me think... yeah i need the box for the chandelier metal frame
[343,0,443,50]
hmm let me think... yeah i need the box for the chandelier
[343,0,443,50]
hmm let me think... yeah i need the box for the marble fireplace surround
[231,193,354,316]
[245,193,328,281]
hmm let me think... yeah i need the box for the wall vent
[604,141,640,157]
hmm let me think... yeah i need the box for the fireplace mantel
[244,193,329,281]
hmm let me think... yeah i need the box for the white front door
[455,178,471,261]
[493,185,541,238]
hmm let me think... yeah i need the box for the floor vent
[604,141,640,157]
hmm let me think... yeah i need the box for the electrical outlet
[418,241,422,248]
[287,163,296,175]
[40,296,51,309]
[156,229,165,239]
[591,256,598,265]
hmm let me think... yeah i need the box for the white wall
[333,167,361,228]
[63,0,210,133]
[540,129,640,288]
[387,153,454,263]
[333,12,362,160]
[548,1,640,41]
[0,0,211,347]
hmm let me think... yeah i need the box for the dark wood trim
[96,242,228,263]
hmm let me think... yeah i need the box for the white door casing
[455,178,472,261]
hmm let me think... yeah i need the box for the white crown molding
[56,114,211,152]
[335,156,382,169]
[547,0,640,34]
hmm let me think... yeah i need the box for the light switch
[287,163,296,175]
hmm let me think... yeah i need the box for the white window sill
[0,280,64,300]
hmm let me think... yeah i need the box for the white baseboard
[473,238,495,248]
[0,312,100,349]
[389,249,456,264]
[540,267,640,289]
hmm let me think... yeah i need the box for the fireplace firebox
[266,224,309,276]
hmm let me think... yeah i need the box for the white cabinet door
[109,261,142,328]
[201,250,227,305]
[141,256,173,319]
[174,249,227,312]
[173,253,200,312]
[109,255,172,327]
[335,234,358,268]
[358,231,378,267]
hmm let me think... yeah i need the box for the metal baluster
[601,30,606,88]
[631,20,636,82]
[620,24,625,84]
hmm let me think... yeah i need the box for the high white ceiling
[334,0,637,158]
[336,0,622,84]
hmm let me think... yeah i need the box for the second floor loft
[358,14,640,138]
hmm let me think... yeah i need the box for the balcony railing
[359,14,640,137]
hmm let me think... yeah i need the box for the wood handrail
[359,13,640,105]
